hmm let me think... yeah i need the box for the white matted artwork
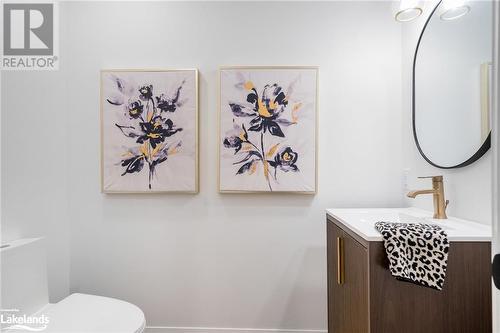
[101,69,198,193]
[219,66,318,193]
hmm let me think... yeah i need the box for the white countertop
[326,207,492,242]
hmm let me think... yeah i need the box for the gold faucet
[407,176,449,219]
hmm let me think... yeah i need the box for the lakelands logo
[1,1,59,70]
[1,309,50,331]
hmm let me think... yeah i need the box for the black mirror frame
[412,0,491,169]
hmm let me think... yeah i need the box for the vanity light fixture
[393,0,423,22]
[440,0,470,21]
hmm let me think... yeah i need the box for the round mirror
[413,0,492,168]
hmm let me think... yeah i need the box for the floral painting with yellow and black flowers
[219,67,317,193]
[101,69,198,193]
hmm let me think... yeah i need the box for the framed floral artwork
[219,66,318,193]
[100,69,198,193]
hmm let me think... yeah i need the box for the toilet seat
[32,293,145,333]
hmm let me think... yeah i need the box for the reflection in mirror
[414,0,492,168]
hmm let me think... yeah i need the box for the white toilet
[1,238,145,333]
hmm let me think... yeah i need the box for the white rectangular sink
[326,207,491,242]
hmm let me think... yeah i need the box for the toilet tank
[1,238,49,315]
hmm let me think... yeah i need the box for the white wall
[402,1,493,225]
[0,70,70,302]
[2,1,403,330]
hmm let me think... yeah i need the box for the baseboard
[145,327,327,333]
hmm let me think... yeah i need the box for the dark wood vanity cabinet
[327,216,492,333]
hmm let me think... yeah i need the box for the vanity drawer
[327,222,369,333]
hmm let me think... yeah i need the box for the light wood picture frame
[100,69,199,193]
[218,66,318,194]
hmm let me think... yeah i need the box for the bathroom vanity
[326,208,492,333]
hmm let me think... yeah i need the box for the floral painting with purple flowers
[219,67,317,193]
[101,69,198,193]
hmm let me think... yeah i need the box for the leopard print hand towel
[374,222,450,290]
